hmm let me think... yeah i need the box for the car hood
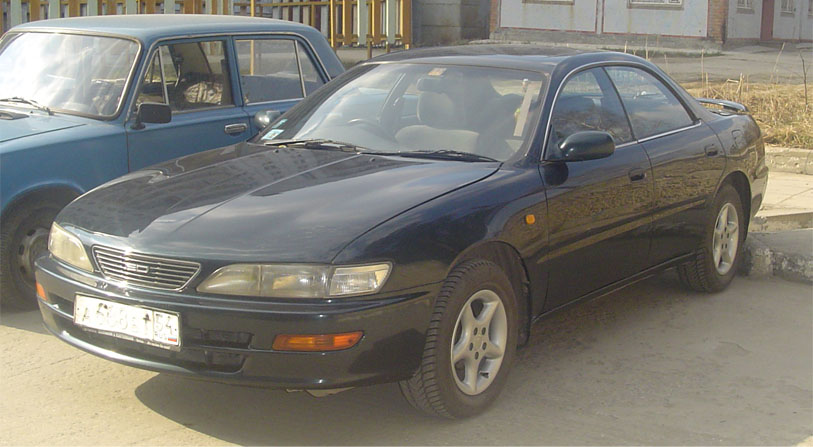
[0,109,85,143]
[58,142,499,263]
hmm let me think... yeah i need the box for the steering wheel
[347,118,392,140]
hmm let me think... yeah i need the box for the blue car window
[235,39,306,104]
[157,40,234,112]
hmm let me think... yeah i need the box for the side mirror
[254,109,282,130]
[558,131,615,161]
[132,102,171,129]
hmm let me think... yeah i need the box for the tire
[678,184,745,293]
[0,199,64,308]
[399,259,519,418]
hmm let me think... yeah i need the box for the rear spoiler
[695,98,749,114]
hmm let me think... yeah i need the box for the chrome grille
[92,246,200,290]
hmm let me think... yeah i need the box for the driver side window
[548,68,632,160]
[135,40,233,113]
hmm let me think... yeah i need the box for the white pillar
[10,0,22,27]
[356,0,368,44]
[385,0,396,43]
[48,0,59,18]
[126,0,138,14]
[164,0,175,13]
[87,0,99,15]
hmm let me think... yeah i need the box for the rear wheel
[399,259,518,418]
[678,184,745,292]
[1,200,64,308]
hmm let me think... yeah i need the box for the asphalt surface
[1,272,811,445]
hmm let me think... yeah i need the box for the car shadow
[0,305,48,335]
[133,272,692,445]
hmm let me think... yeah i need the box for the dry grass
[684,80,812,149]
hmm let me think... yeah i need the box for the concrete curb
[765,146,813,175]
[741,230,813,284]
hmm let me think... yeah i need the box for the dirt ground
[1,272,811,445]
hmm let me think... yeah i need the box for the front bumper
[36,255,439,389]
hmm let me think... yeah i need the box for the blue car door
[126,38,251,171]
[232,35,330,136]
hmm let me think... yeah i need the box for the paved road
[1,273,810,445]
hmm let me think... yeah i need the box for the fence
[0,0,411,47]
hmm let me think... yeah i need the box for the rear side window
[235,38,325,104]
[548,68,633,158]
[605,67,694,139]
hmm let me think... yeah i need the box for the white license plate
[74,295,180,350]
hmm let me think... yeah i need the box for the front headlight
[48,223,93,272]
[197,263,391,298]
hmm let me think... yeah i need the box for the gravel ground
[1,272,811,445]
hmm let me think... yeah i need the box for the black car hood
[59,142,499,262]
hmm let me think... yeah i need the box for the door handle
[628,168,647,183]
[224,123,248,135]
[704,144,719,157]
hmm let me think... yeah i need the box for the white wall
[602,0,708,37]
[727,0,762,39]
[500,0,598,32]
[802,2,813,40]
[773,0,800,39]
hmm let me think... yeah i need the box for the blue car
[0,15,344,306]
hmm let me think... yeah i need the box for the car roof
[11,15,318,44]
[366,44,642,73]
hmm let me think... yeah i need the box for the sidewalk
[745,171,813,283]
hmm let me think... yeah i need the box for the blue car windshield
[0,32,139,118]
[259,62,547,161]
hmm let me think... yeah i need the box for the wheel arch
[448,240,532,346]
[1,184,83,223]
[717,170,752,235]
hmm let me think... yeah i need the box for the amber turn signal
[272,331,363,352]
[36,282,47,301]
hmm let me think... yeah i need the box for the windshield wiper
[0,97,53,115]
[379,149,498,162]
[265,139,366,153]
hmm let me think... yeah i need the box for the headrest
[417,91,457,129]
[555,96,595,114]
[416,76,449,93]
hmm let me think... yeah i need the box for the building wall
[727,0,762,39]
[803,1,813,40]
[773,0,813,39]
[500,0,597,32]
[602,0,708,37]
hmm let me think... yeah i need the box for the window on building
[628,0,683,8]
[737,0,752,9]
[780,0,795,13]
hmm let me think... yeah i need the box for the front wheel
[399,259,518,418]
[678,184,745,292]
[1,200,64,308]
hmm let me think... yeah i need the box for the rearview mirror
[132,102,171,129]
[558,131,615,161]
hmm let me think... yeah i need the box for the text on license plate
[73,295,180,350]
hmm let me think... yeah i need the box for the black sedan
[36,45,768,418]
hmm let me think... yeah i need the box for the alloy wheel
[450,289,508,396]
[712,202,739,275]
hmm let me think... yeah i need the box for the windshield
[258,63,547,161]
[0,32,140,118]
